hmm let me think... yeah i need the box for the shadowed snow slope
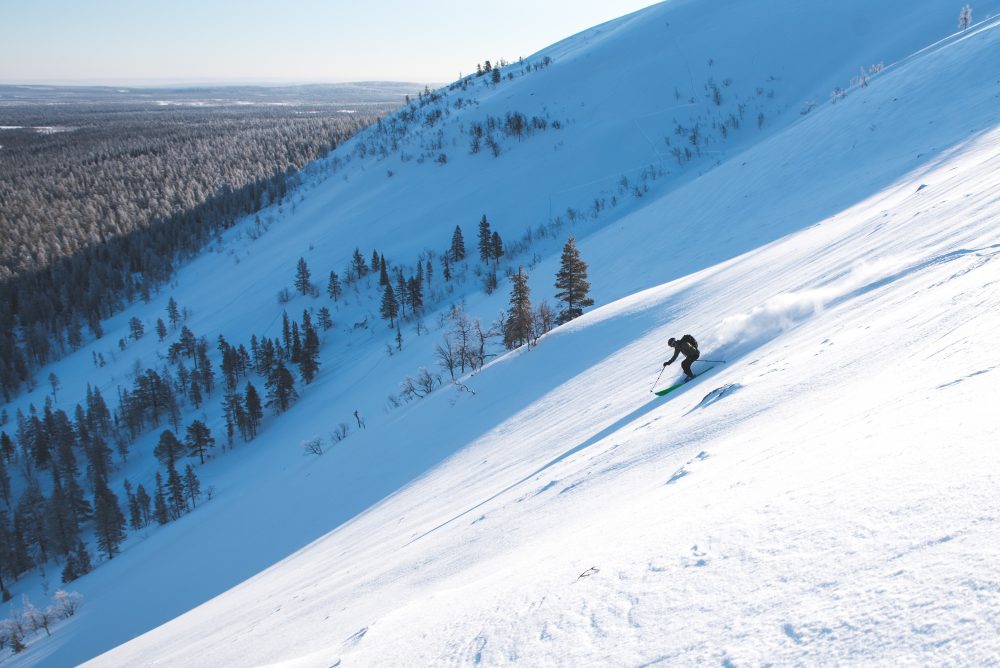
[5,0,1000,665]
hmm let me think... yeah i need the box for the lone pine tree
[381,283,399,327]
[478,215,492,263]
[185,419,215,464]
[327,271,342,301]
[450,225,466,263]
[554,235,594,325]
[154,429,184,467]
[295,257,312,295]
[491,230,504,266]
[351,248,368,279]
[167,297,181,329]
[183,464,201,508]
[504,268,534,349]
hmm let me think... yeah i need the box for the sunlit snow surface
[5,0,1000,665]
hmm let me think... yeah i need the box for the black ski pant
[681,353,699,379]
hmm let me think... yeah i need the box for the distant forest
[0,85,410,400]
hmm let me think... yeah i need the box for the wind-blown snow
[4,0,1000,665]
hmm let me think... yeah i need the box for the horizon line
[0,78,446,89]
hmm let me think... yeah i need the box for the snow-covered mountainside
[4,0,1000,665]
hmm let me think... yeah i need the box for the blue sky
[0,0,658,85]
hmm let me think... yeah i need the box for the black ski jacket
[666,335,699,363]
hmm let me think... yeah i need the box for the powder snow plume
[707,256,908,357]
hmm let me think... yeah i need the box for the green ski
[654,366,715,396]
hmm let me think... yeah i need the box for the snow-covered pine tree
[166,297,181,329]
[72,539,92,576]
[0,450,9,506]
[318,306,333,330]
[166,459,186,519]
[299,311,321,383]
[265,361,298,413]
[0,509,16,596]
[281,312,292,352]
[195,339,214,394]
[124,479,142,531]
[381,284,399,327]
[44,477,80,558]
[327,271,342,301]
[154,430,184,467]
[503,268,534,349]
[450,225,466,263]
[92,475,126,559]
[290,322,302,364]
[554,235,594,325]
[185,420,215,465]
[395,272,409,318]
[379,256,390,286]
[408,275,423,314]
[491,230,503,266]
[225,389,246,442]
[351,248,368,279]
[135,484,151,527]
[153,472,169,525]
[478,215,492,263]
[1,431,14,460]
[86,434,112,484]
[183,464,201,508]
[294,258,312,295]
[128,317,144,340]
[245,383,263,438]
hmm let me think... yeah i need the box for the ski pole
[650,364,667,393]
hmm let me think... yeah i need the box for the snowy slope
[4,0,1000,665]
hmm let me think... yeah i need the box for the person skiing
[663,334,699,381]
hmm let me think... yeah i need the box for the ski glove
[663,361,670,367]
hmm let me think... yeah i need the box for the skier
[663,334,699,381]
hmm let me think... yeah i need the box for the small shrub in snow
[302,437,324,456]
[331,423,350,443]
[53,590,83,618]
[400,368,441,400]
[850,67,869,88]
[0,590,83,653]
[959,4,972,29]
[20,596,52,636]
